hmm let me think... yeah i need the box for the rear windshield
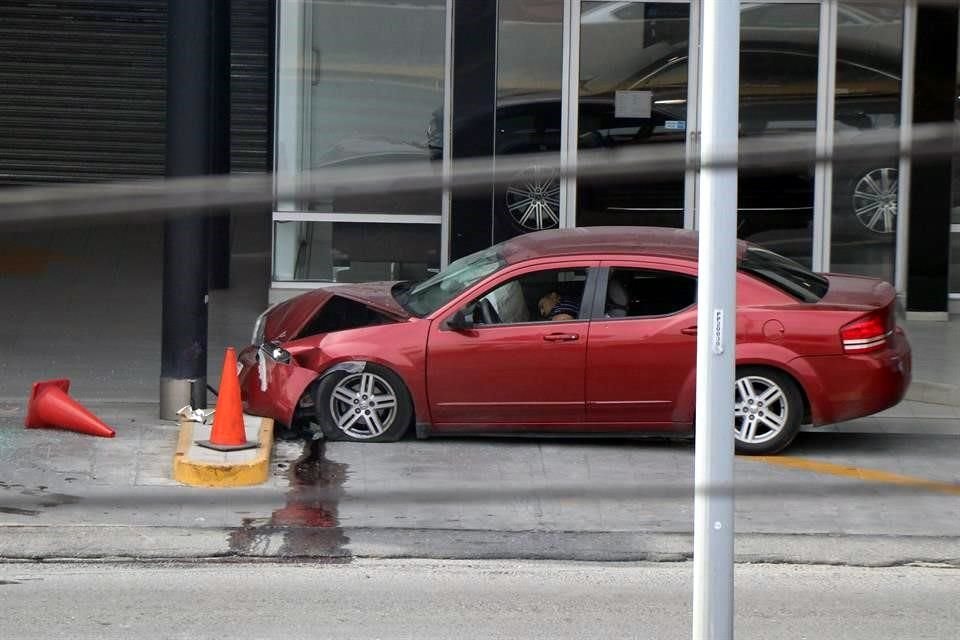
[740,247,829,302]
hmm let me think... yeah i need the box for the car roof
[499,226,748,264]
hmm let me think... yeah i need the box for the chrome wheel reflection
[852,167,898,234]
[505,166,561,231]
[329,372,398,440]
[734,375,789,445]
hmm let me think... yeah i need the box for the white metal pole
[440,0,454,268]
[896,0,917,296]
[693,1,740,639]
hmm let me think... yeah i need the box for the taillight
[840,308,893,353]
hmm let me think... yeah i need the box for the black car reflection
[425,44,900,263]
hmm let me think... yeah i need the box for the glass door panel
[493,0,565,243]
[951,27,960,302]
[576,2,690,229]
[738,2,820,267]
[830,2,903,282]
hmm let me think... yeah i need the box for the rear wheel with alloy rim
[313,363,412,442]
[733,367,802,455]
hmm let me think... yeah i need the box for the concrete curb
[906,380,960,407]
[172,417,274,487]
[0,526,957,567]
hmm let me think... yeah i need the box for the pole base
[160,377,207,420]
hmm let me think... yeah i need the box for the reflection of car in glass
[239,227,911,455]
[627,45,902,238]
[427,43,901,246]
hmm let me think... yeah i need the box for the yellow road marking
[751,456,960,496]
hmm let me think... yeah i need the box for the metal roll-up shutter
[0,0,168,186]
[0,0,274,187]
[231,0,274,175]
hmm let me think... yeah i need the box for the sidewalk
[902,318,960,406]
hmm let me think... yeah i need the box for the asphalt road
[1,560,957,639]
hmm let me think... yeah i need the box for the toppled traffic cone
[196,347,257,451]
[25,379,116,438]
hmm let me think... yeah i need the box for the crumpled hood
[262,281,409,342]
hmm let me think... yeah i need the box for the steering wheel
[477,298,500,325]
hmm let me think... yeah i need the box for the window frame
[438,261,601,330]
[272,0,449,286]
[589,263,699,321]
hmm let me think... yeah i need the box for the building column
[160,0,230,418]
[448,0,497,261]
[208,0,232,291]
[906,3,958,319]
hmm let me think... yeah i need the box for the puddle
[229,438,351,561]
[0,484,81,517]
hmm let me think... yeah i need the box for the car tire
[733,367,802,455]
[313,363,412,443]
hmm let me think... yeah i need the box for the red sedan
[239,227,911,455]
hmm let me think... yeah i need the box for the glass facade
[831,2,903,282]
[952,19,960,302]
[493,0,564,243]
[272,0,955,311]
[739,2,820,267]
[576,2,691,230]
[273,0,446,283]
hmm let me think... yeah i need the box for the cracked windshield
[1,1,958,639]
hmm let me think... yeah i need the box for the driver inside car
[538,291,580,321]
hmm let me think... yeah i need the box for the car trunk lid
[819,274,898,353]
[819,273,896,310]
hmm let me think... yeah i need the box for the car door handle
[681,326,698,336]
[543,332,579,342]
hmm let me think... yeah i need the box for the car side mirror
[447,309,474,331]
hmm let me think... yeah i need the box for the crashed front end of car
[238,284,409,428]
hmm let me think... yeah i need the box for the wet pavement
[229,439,351,560]
[1,396,958,565]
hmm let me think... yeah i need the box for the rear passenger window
[602,268,696,318]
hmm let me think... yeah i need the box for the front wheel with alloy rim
[733,367,803,455]
[313,363,413,442]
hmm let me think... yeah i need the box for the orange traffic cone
[196,347,257,451]
[25,379,116,438]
